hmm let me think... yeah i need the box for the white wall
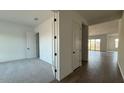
[35,14,53,64]
[89,19,120,52]
[82,24,88,61]
[0,21,35,62]
[59,11,87,80]
[89,19,119,36]
[107,34,119,51]
[89,33,119,52]
[118,12,124,79]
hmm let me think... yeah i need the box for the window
[88,39,101,51]
[90,39,95,50]
[95,39,100,51]
[115,38,119,48]
[88,40,91,50]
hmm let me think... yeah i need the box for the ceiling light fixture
[34,18,38,21]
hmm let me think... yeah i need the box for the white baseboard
[118,61,124,81]
[0,57,37,63]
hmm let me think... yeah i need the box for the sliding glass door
[88,39,101,51]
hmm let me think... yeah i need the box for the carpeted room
[0,10,55,83]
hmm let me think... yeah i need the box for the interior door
[26,32,36,58]
[72,21,81,70]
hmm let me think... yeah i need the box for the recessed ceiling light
[34,18,38,21]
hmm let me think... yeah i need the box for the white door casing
[53,11,60,81]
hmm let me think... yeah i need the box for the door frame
[36,32,40,58]
[52,11,60,81]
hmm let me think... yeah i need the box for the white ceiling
[89,19,119,36]
[0,10,122,28]
[0,10,51,27]
[78,10,122,25]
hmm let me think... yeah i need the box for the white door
[26,32,36,58]
[72,21,81,70]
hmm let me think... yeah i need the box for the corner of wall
[118,61,124,80]
[118,12,124,81]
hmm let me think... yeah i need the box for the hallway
[61,51,123,83]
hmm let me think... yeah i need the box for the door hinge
[55,69,57,72]
[54,18,57,22]
[54,53,57,56]
[54,36,57,39]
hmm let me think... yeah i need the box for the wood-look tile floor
[53,51,124,83]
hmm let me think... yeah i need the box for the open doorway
[36,32,40,58]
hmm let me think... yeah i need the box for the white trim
[53,11,60,81]
[56,11,60,81]
[0,57,37,63]
[51,11,56,78]
[118,61,124,81]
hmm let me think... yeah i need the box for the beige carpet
[0,58,54,83]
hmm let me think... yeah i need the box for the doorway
[36,33,40,58]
